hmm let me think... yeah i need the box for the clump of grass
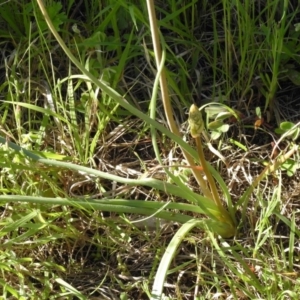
[0,0,300,299]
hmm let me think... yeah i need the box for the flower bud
[188,104,204,138]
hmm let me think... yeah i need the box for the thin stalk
[237,144,299,213]
[188,104,234,225]
[195,137,222,208]
[251,144,298,191]
[146,0,212,199]
[34,1,201,164]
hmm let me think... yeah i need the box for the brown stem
[146,0,212,199]
[195,137,222,208]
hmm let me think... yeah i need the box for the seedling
[275,121,300,141]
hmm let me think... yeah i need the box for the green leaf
[34,2,67,32]
[294,23,300,32]
[280,121,294,131]
[281,158,299,176]
[220,124,230,133]
[287,69,300,85]
[80,31,107,48]
[255,106,262,118]
[274,128,285,135]
[205,105,228,118]
[229,139,248,151]
[207,119,224,130]
[292,128,300,140]
[211,131,222,140]
[215,111,233,120]
[275,121,299,140]
[151,219,203,299]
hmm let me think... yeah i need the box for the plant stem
[237,144,299,212]
[253,144,298,191]
[146,0,212,199]
[195,137,222,208]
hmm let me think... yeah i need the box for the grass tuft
[0,0,300,298]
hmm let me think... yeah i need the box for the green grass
[0,0,300,299]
